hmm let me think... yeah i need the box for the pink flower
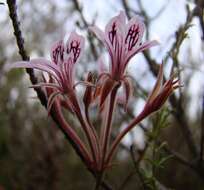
[90,11,158,79]
[9,32,85,113]
[90,11,158,107]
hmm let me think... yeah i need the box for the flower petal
[50,39,64,65]
[136,40,159,53]
[125,16,145,52]
[65,31,85,63]
[103,12,127,77]
[9,59,62,85]
[30,58,60,74]
[105,11,126,41]
[123,15,149,64]
[105,11,125,54]
[126,40,159,66]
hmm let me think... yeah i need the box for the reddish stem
[101,86,118,170]
[85,106,102,169]
[70,93,100,168]
[105,109,149,166]
[54,101,93,166]
[77,109,100,168]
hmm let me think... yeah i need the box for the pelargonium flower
[90,11,158,107]
[9,32,85,113]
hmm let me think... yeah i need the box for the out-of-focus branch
[194,0,204,164]
[121,0,131,17]
[166,7,198,158]
[118,145,148,190]
[164,5,193,66]
[200,96,204,161]
[150,0,170,21]
[194,0,204,39]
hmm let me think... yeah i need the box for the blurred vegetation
[1,0,204,189]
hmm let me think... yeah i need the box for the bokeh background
[0,0,204,189]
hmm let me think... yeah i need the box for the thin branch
[118,144,149,190]
[162,143,196,170]
[200,96,204,161]
[193,0,204,39]
[150,0,170,21]
[118,170,136,190]
[121,0,131,18]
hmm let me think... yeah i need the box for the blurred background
[0,0,204,189]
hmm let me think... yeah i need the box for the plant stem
[101,86,118,169]
[94,172,104,190]
[85,106,102,168]
[77,108,99,167]
[106,109,149,165]
[54,101,93,166]
[66,92,99,167]
[200,96,204,162]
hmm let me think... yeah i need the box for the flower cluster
[9,11,180,174]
